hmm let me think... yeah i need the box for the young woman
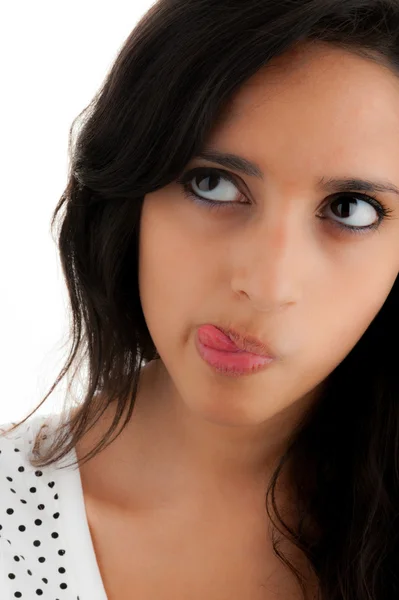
[1,1,399,598]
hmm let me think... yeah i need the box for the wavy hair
[3,1,399,598]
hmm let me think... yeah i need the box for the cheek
[304,266,397,376]
[138,197,209,345]
[271,275,395,407]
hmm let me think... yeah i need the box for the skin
[134,41,399,494]
[74,41,399,597]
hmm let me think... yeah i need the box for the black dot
[18,525,26,532]
[18,466,25,472]
[33,540,41,547]
[34,470,43,477]
[29,487,36,493]
[6,508,14,515]
[34,519,42,526]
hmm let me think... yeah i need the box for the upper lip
[214,325,277,358]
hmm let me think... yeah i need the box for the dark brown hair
[3,1,399,598]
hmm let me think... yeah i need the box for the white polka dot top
[0,412,109,599]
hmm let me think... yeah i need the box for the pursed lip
[213,325,277,359]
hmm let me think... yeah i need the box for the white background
[0,1,154,425]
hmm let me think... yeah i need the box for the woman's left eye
[176,167,395,235]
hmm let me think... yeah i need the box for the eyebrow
[194,148,399,197]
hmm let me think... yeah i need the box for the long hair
[3,1,399,598]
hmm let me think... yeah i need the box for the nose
[230,212,309,312]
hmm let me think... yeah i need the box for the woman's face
[138,43,399,429]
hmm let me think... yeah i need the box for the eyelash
[176,167,395,235]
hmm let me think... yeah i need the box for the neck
[75,359,321,514]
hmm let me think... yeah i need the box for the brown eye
[321,193,391,234]
[187,169,243,204]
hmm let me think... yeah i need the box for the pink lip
[195,324,276,377]
[200,324,276,358]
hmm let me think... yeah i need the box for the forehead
[224,42,399,119]
[209,43,399,182]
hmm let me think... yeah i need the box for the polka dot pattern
[0,414,108,599]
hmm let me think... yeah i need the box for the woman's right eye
[176,167,247,210]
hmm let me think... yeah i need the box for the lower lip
[195,325,274,377]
